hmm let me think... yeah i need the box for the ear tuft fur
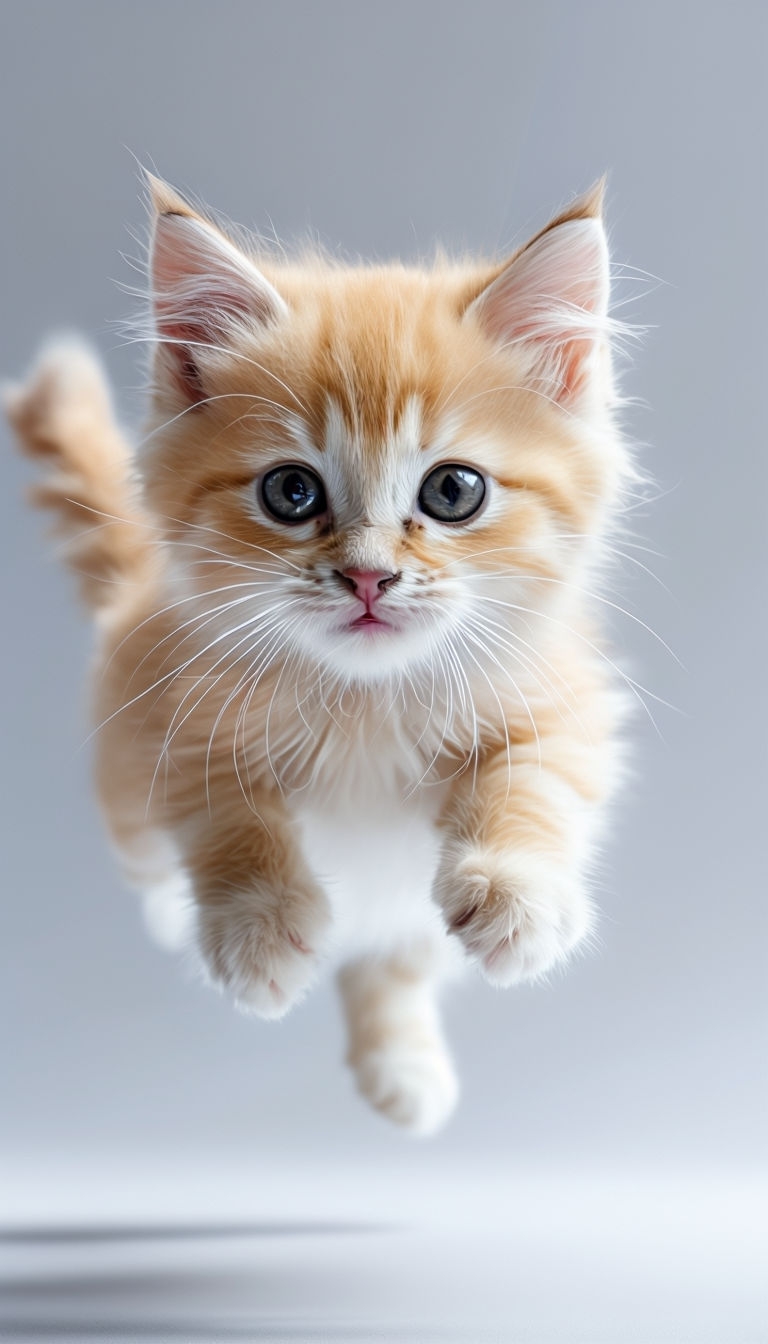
[145,171,197,221]
[147,177,288,406]
[465,185,612,408]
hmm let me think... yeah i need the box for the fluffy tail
[5,339,154,612]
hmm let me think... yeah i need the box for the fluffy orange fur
[6,178,632,1132]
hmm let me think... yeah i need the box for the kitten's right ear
[147,175,288,405]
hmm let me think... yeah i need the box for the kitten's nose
[335,568,400,607]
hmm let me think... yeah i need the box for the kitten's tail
[4,339,155,612]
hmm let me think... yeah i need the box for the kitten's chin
[297,613,441,682]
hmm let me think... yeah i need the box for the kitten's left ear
[147,174,288,404]
[465,182,611,407]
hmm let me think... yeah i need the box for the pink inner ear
[153,315,209,404]
[150,212,286,403]
[471,217,610,406]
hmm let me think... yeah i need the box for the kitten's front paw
[197,881,331,1019]
[353,1045,459,1136]
[435,848,592,986]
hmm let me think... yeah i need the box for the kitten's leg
[140,873,195,951]
[435,723,612,986]
[111,824,194,952]
[338,948,458,1135]
[180,799,332,1019]
[92,629,330,1012]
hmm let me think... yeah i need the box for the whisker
[455,628,521,791]
[462,610,583,736]
[128,584,290,684]
[475,595,677,732]
[147,602,302,814]
[136,391,295,448]
[477,575,682,666]
[229,619,299,810]
[60,495,303,576]
[119,331,311,416]
[87,594,300,746]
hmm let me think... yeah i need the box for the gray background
[0,1,766,1337]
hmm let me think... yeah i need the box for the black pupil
[284,472,310,506]
[441,473,462,507]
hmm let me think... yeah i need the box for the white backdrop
[1,3,765,1339]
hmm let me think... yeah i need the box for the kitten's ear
[465,183,611,407]
[147,175,288,404]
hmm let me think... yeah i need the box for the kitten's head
[141,177,628,685]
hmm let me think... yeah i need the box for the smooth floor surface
[2,1160,765,1343]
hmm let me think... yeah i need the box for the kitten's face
[142,181,624,686]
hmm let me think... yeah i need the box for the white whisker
[147,602,303,815]
[120,331,311,415]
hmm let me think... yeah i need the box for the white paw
[353,1045,459,1135]
[197,882,331,1019]
[436,848,593,986]
[141,873,195,952]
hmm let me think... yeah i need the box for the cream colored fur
[6,178,632,1132]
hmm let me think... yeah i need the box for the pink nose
[336,568,400,607]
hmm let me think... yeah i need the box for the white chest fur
[270,677,468,968]
[291,774,451,965]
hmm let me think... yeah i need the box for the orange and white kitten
[7,177,631,1133]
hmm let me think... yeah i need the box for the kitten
[6,176,632,1133]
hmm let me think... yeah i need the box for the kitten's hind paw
[353,1045,459,1135]
[197,882,331,1019]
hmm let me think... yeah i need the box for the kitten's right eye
[260,464,327,523]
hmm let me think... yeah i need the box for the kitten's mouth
[348,612,393,632]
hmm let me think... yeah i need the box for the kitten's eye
[260,464,327,523]
[418,464,486,523]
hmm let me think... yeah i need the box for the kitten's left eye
[260,464,327,523]
[418,464,486,523]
